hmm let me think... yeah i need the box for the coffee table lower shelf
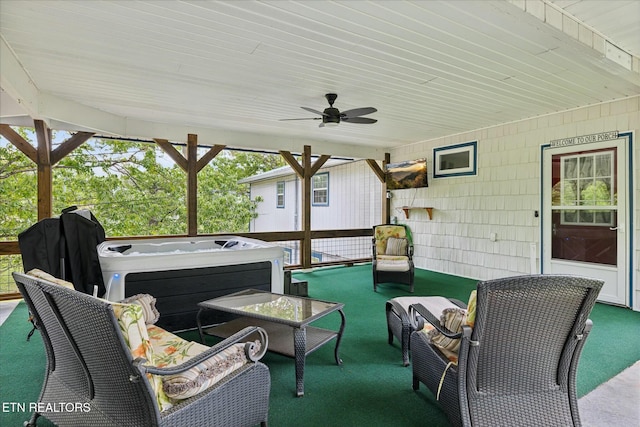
[202,316,343,396]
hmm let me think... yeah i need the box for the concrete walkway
[579,360,640,427]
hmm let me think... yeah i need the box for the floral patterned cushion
[374,225,407,255]
[147,325,208,367]
[465,290,477,328]
[120,293,160,325]
[111,303,173,411]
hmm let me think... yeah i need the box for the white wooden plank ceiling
[1,0,639,159]
[548,0,639,55]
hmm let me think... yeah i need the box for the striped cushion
[376,255,410,271]
[161,340,261,400]
[385,237,407,255]
[428,308,467,353]
[424,291,477,364]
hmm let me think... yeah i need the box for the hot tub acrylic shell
[98,236,285,301]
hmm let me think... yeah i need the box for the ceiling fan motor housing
[323,107,341,124]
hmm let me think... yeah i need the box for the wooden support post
[155,136,226,236]
[34,120,52,220]
[301,146,312,269]
[2,123,94,220]
[279,146,331,269]
[187,134,198,236]
[383,152,390,224]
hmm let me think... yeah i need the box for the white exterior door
[542,134,630,306]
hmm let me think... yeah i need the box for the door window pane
[559,151,614,225]
[551,148,617,266]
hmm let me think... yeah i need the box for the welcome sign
[550,131,619,148]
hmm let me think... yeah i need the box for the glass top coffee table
[197,289,346,397]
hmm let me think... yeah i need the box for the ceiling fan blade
[341,117,377,124]
[301,107,328,116]
[279,117,321,121]
[341,107,377,118]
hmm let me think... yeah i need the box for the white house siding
[246,159,383,264]
[250,177,299,232]
[248,160,383,232]
[389,96,639,311]
[310,160,382,230]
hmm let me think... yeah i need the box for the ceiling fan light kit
[280,93,377,127]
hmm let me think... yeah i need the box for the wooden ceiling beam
[196,144,225,173]
[279,150,303,178]
[154,138,188,171]
[51,131,95,165]
[366,158,386,183]
[309,154,331,176]
[0,124,37,163]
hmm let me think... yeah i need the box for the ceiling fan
[280,93,377,127]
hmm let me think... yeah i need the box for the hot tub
[98,236,284,331]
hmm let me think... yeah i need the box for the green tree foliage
[0,134,285,240]
[0,135,284,239]
[0,129,285,291]
[0,128,37,241]
[580,180,612,205]
[198,151,281,233]
[52,138,190,236]
[0,134,284,237]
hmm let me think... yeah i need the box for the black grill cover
[18,207,106,296]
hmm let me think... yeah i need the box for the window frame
[312,172,329,206]
[276,181,285,208]
[433,140,478,178]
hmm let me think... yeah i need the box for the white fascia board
[124,119,385,159]
[39,92,126,135]
[14,90,384,159]
[37,103,386,159]
[45,103,385,159]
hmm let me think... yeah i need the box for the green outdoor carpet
[1,265,639,427]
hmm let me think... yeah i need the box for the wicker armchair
[386,296,466,366]
[13,272,271,427]
[410,274,603,427]
[372,224,415,292]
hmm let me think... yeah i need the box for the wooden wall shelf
[400,206,433,220]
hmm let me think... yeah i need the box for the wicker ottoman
[386,296,464,366]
